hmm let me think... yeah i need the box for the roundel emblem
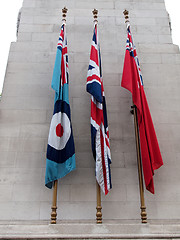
[48,112,71,150]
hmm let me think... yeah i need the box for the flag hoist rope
[123,9,147,224]
[92,8,103,224]
[50,6,68,225]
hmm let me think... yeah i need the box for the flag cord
[51,180,58,224]
[96,181,102,224]
[132,105,147,224]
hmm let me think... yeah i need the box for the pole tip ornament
[123,9,129,23]
[62,7,68,22]
[92,9,98,23]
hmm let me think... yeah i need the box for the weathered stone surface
[0,221,180,239]
[0,0,179,227]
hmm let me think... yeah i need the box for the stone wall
[0,0,180,221]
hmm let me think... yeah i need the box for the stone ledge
[0,220,180,239]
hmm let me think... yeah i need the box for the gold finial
[92,9,98,22]
[62,7,68,22]
[123,9,129,23]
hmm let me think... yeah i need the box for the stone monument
[0,0,180,238]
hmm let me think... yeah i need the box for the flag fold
[45,23,75,189]
[121,24,163,194]
[87,23,112,195]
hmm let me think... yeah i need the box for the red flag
[121,24,163,194]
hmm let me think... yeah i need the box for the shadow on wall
[16,7,22,37]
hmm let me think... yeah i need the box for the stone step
[0,220,180,239]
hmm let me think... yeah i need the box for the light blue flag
[45,23,76,189]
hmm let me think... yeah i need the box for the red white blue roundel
[48,111,71,150]
[47,100,75,164]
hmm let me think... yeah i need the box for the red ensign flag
[121,24,163,194]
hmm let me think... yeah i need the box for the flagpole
[96,181,102,224]
[51,180,58,224]
[123,9,147,224]
[50,7,68,225]
[92,8,103,224]
[132,105,147,223]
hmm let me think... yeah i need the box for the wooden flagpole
[50,7,68,225]
[51,180,58,224]
[92,8,102,224]
[132,105,147,223]
[96,181,102,224]
[123,10,147,224]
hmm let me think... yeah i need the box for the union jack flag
[121,23,163,194]
[87,23,112,195]
[126,24,143,87]
[53,24,69,96]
